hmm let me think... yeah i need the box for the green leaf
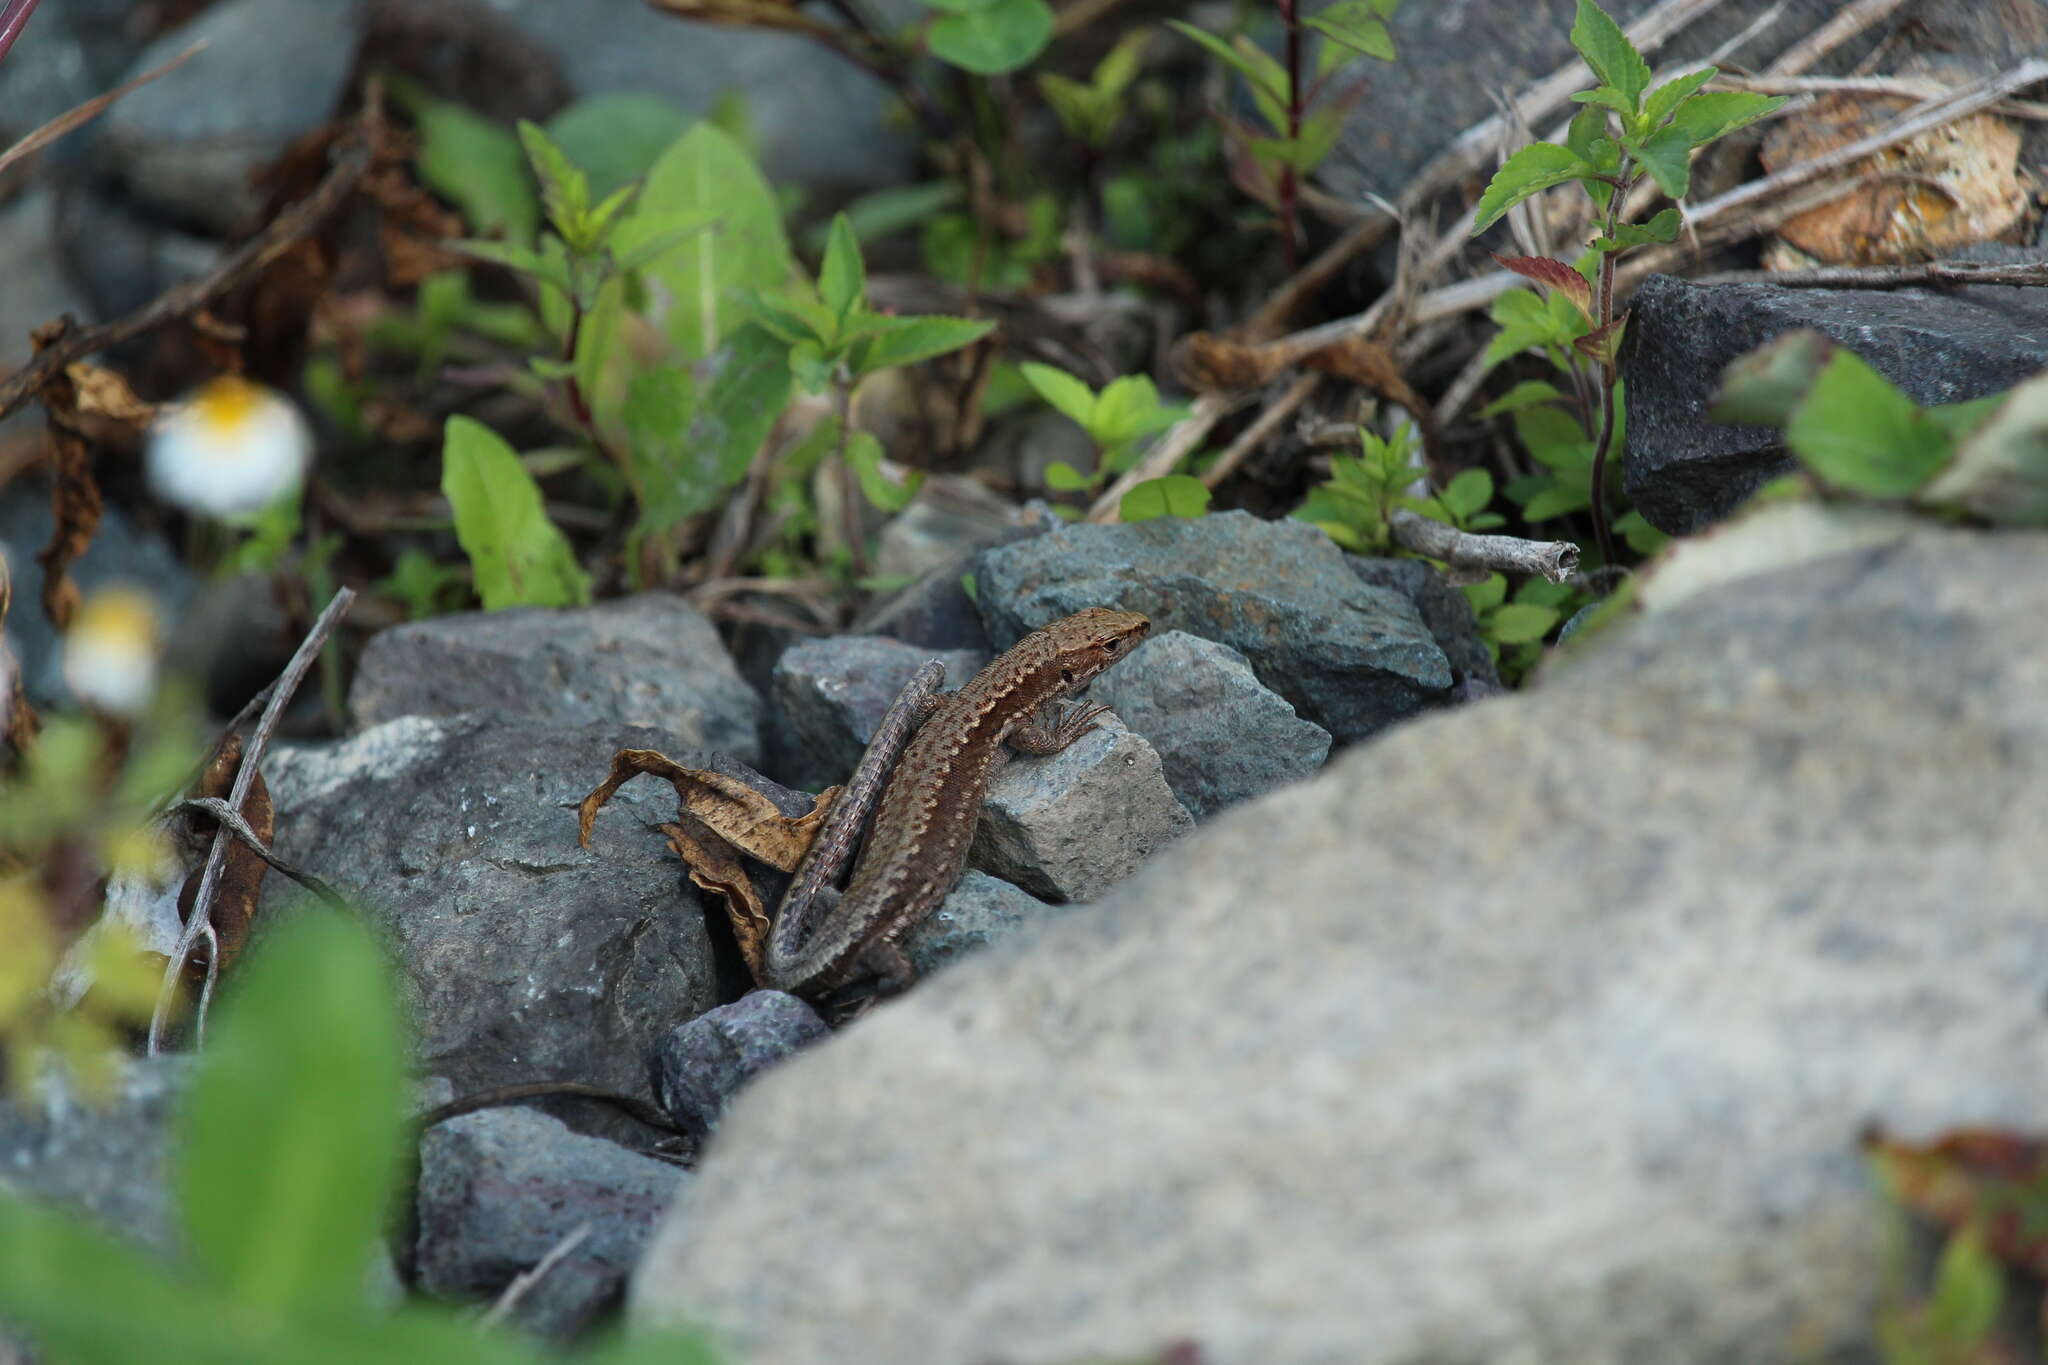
[1568,86,1636,118]
[517,119,591,242]
[1479,380,1564,417]
[852,313,996,375]
[803,183,963,249]
[1440,467,1494,521]
[819,213,866,321]
[1166,21,1290,115]
[376,548,467,620]
[694,325,795,496]
[1926,1225,2004,1349]
[440,416,592,609]
[846,429,922,511]
[610,215,719,276]
[1641,66,1717,129]
[1919,370,2048,526]
[1629,122,1693,198]
[747,289,833,348]
[1471,142,1590,233]
[1091,373,1169,446]
[1520,483,1592,521]
[407,95,538,244]
[1590,206,1681,250]
[1784,351,1953,497]
[928,0,1053,74]
[1710,329,1835,427]
[444,239,572,294]
[616,122,792,363]
[1120,474,1211,521]
[1021,362,1100,427]
[1461,574,1508,616]
[622,367,702,533]
[1563,105,1610,164]
[177,908,408,1319]
[1304,0,1396,60]
[1570,0,1649,111]
[1044,460,1095,491]
[545,93,692,199]
[1668,90,1786,145]
[1489,602,1560,644]
[1514,405,1595,473]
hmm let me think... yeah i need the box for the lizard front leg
[1007,700,1111,756]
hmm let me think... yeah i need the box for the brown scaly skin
[764,607,1152,1000]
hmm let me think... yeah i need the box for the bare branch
[480,1223,594,1331]
[171,796,348,908]
[1388,509,1580,583]
[1692,259,2048,289]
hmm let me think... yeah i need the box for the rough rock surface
[631,526,2048,1365]
[1087,631,1329,821]
[349,594,763,767]
[1620,274,2048,534]
[264,715,757,1139]
[899,869,1062,983]
[1344,556,1498,691]
[655,992,830,1138]
[417,1106,683,1341]
[973,511,1450,745]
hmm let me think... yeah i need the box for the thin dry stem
[1387,509,1580,582]
[1200,373,1322,490]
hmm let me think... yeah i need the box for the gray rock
[875,477,1028,582]
[478,0,915,192]
[768,635,985,794]
[630,525,2048,1365]
[349,594,762,767]
[0,1058,185,1255]
[971,711,1191,903]
[1620,274,2048,534]
[1344,555,1498,690]
[264,714,749,1141]
[1087,631,1329,822]
[97,0,364,231]
[973,510,1450,745]
[654,991,829,1138]
[56,189,222,326]
[0,0,143,147]
[0,485,194,709]
[900,869,1061,983]
[849,562,995,654]
[417,1106,683,1341]
[0,191,97,418]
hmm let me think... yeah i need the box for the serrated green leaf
[1570,0,1649,111]
[1304,0,1396,60]
[846,429,922,510]
[517,119,590,241]
[1710,328,1834,427]
[1120,474,1211,521]
[1441,467,1494,521]
[610,215,718,276]
[1629,122,1693,197]
[440,416,592,609]
[1471,142,1589,233]
[1479,380,1564,417]
[853,313,996,375]
[1521,483,1592,520]
[176,909,408,1320]
[928,0,1053,74]
[1021,362,1100,427]
[1563,105,1609,164]
[747,289,833,348]
[545,92,693,199]
[615,122,791,363]
[1489,602,1560,644]
[789,337,832,394]
[581,182,640,249]
[819,213,866,321]
[1785,351,1952,497]
[1569,85,1636,118]
[1642,66,1717,128]
[1668,90,1786,145]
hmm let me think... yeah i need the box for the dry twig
[480,1224,594,1330]
[148,588,357,1054]
[0,41,208,180]
[1387,509,1579,583]
[1693,259,2048,288]
[170,797,348,908]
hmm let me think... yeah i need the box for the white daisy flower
[62,586,161,718]
[146,375,311,518]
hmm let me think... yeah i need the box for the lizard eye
[1060,668,1075,684]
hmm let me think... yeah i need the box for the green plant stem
[1277,0,1303,272]
[831,373,869,579]
[1585,202,1623,571]
[559,297,620,469]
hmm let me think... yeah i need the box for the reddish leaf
[1572,311,1630,367]
[1489,252,1592,319]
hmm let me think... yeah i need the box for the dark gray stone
[972,511,1450,745]
[654,991,829,1138]
[264,715,761,1141]
[874,478,1028,582]
[1620,274,2048,535]
[900,870,1061,983]
[1343,556,1498,691]
[971,712,1192,903]
[55,189,221,326]
[0,0,144,148]
[477,0,915,191]
[0,190,98,428]
[416,1105,683,1342]
[768,635,985,794]
[850,563,995,654]
[1087,631,1330,822]
[0,1058,186,1255]
[96,0,365,231]
[349,593,763,767]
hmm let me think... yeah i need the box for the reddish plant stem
[0,0,41,68]
[1277,0,1302,271]
[559,298,620,469]
[1585,200,1622,571]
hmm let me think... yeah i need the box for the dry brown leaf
[0,552,36,756]
[65,364,158,425]
[31,351,103,632]
[661,815,770,979]
[177,733,274,980]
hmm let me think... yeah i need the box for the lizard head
[1042,606,1151,691]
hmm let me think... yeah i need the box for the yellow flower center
[191,374,263,435]
[71,588,159,653]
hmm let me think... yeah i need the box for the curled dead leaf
[176,732,273,980]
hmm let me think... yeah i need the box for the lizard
[765,606,1151,1002]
